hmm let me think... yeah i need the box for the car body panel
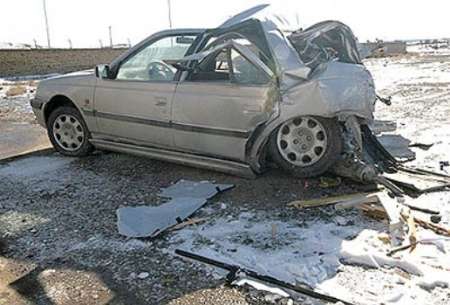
[172,39,277,161]
[171,81,275,161]
[248,61,376,172]
[219,4,270,28]
[33,71,97,129]
[93,78,176,148]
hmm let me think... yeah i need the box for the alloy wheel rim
[276,116,328,167]
[52,114,85,151]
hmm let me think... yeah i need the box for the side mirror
[95,64,110,79]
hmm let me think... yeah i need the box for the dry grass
[5,85,27,97]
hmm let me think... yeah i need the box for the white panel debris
[117,197,207,238]
[159,179,234,199]
[117,180,234,238]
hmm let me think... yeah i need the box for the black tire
[268,116,342,178]
[47,106,94,157]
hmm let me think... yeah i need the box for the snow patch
[0,156,74,178]
[170,210,450,304]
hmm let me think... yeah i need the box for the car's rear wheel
[47,106,94,157]
[268,116,342,178]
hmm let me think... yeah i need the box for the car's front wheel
[47,106,94,157]
[268,116,342,178]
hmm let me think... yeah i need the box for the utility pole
[42,0,51,48]
[68,38,72,49]
[108,26,113,48]
[167,0,173,29]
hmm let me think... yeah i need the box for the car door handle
[155,97,167,106]
[243,105,262,113]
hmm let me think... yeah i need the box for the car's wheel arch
[246,117,286,172]
[43,95,82,126]
[246,113,341,173]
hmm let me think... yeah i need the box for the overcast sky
[1,0,449,48]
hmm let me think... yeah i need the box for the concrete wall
[0,48,128,77]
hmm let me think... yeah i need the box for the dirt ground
[0,79,50,159]
[1,47,450,305]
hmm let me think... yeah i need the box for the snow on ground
[169,209,450,304]
[365,51,450,172]
[165,51,450,305]
[0,155,74,178]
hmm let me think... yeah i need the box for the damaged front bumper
[30,97,46,127]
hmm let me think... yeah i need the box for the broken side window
[211,36,270,66]
[230,48,271,85]
[187,46,271,85]
[188,48,231,82]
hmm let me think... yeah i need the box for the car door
[93,34,197,148]
[171,42,276,161]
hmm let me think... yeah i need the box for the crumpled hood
[288,20,362,70]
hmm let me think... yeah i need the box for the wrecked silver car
[31,5,376,178]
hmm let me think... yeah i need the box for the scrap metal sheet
[117,197,207,238]
[160,179,235,199]
[117,180,234,238]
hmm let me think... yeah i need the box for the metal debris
[440,161,450,171]
[117,180,234,238]
[288,192,379,210]
[319,176,342,188]
[409,143,434,151]
[117,197,207,238]
[159,179,234,199]
[377,134,415,161]
[175,249,355,305]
